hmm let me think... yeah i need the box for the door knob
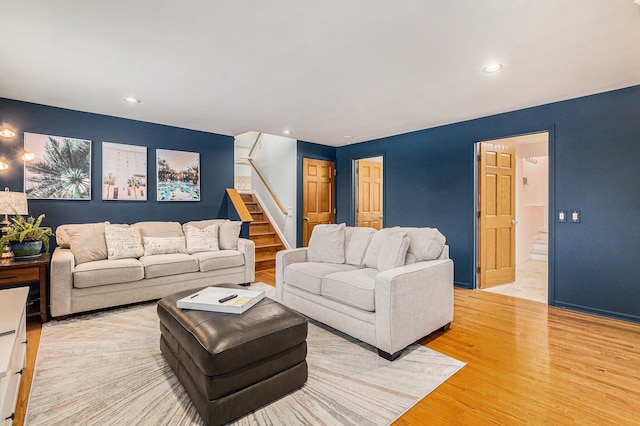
[511,220,518,224]
[303,217,309,221]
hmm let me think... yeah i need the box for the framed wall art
[24,132,92,200]
[102,142,147,201]
[156,149,200,201]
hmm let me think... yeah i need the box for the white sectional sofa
[276,224,453,360]
[50,219,255,318]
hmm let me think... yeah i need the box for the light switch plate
[558,210,566,223]
[570,210,581,223]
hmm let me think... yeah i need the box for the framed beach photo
[156,149,200,201]
[102,142,147,201]
[24,132,92,200]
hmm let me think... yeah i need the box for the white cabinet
[0,287,28,425]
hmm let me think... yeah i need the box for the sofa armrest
[374,258,454,355]
[50,247,76,318]
[275,248,308,302]
[237,238,255,284]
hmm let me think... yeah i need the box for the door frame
[351,154,386,228]
[472,128,555,305]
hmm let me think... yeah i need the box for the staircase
[530,228,548,261]
[240,192,285,270]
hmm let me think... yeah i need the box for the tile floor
[481,260,548,304]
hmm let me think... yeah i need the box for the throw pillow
[344,227,377,266]
[184,224,219,254]
[401,227,447,263]
[64,225,109,265]
[219,221,242,250]
[142,236,187,256]
[55,221,109,249]
[377,228,410,271]
[363,227,397,269]
[105,225,144,260]
[307,223,346,263]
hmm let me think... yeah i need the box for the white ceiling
[1,1,639,147]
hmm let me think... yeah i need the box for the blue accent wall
[335,85,640,323]
[296,140,337,247]
[0,98,235,246]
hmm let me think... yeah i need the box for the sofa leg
[377,349,403,361]
[440,322,451,332]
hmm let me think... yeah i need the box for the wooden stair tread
[254,243,282,249]
[250,231,276,236]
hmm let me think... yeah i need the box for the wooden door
[479,143,516,288]
[357,159,383,229]
[302,158,335,246]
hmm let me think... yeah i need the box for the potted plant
[0,212,52,259]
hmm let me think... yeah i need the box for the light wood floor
[15,269,640,425]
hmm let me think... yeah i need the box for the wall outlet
[570,210,581,223]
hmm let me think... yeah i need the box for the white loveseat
[50,220,255,318]
[276,224,453,360]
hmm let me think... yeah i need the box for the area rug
[27,284,464,425]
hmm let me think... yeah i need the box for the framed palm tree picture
[24,132,92,200]
[156,149,200,201]
[102,142,147,201]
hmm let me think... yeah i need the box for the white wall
[516,154,548,264]
[249,133,297,248]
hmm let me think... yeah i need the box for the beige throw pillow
[219,221,242,250]
[307,223,346,263]
[56,221,109,249]
[143,236,187,256]
[105,225,144,260]
[401,227,447,263]
[377,229,410,271]
[184,224,219,254]
[345,227,377,266]
[64,225,109,265]
[363,228,396,269]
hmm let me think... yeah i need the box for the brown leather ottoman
[157,285,308,426]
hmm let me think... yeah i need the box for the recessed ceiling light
[483,63,503,73]
[344,136,354,143]
[123,96,142,104]
[283,130,291,135]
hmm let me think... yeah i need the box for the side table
[0,253,50,322]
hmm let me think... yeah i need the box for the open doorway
[354,156,383,229]
[476,132,549,303]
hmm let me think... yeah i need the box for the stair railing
[226,188,253,222]
[247,133,288,215]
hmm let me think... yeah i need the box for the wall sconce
[0,125,34,171]
[0,128,16,138]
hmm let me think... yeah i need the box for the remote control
[218,294,238,303]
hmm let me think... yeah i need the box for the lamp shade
[0,188,28,215]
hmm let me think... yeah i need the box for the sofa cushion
[364,227,407,269]
[344,227,376,267]
[132,221,184,238]
[139,253,199,278]
[321,268,378,312]
[64,225,109,265]
[105,225,144,260]
[183,219,241,250]
[284,262,358,295]
[219,221,242,250]
[184,224,219,254]
[191,250,245,272]
[143,236,187,256]
[399,227,447,263]
[56,221,109,249]
[377,228,410,271]
[307,223,346,264]
[73,258,144,288]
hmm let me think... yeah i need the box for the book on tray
[176,286,265,314]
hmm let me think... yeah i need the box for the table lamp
[0,188,29,258]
